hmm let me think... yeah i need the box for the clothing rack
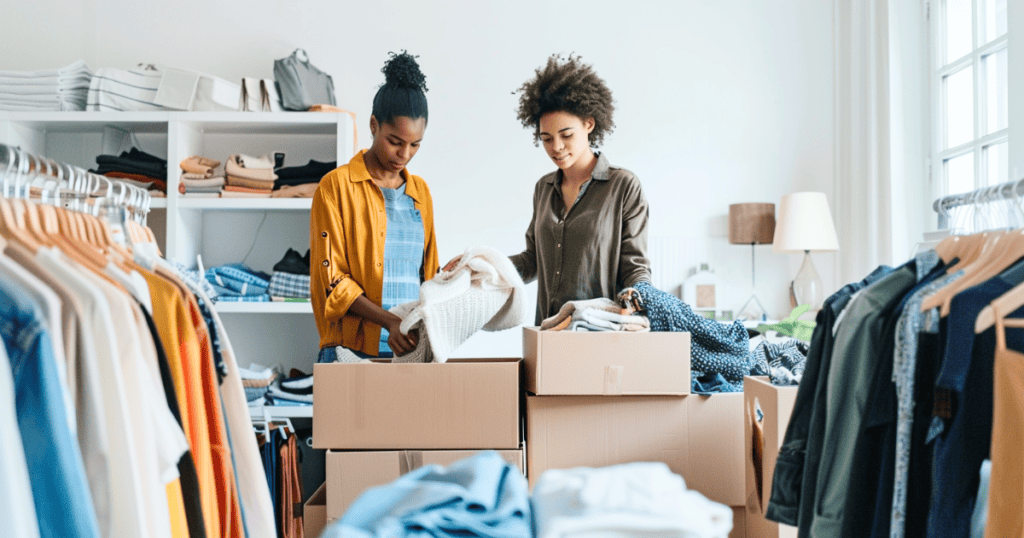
[0,142,154,226]
[933,176,1024,230]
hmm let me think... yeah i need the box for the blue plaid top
[379,183,424,354]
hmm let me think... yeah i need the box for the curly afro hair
[372,50,428,125]
[514,54,615,148]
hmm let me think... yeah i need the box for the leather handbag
[240,77,283,112]
[273,48,336,111]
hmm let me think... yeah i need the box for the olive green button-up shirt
[510,152,651,325]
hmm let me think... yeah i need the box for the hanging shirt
[6,243,109,536]
[0,272,101,538]
[37,248,152,538]
[509,152,652,325]
[379,182,425,355]
[890,270,964,538]
[810,265,916,538]
[141,269,222,538]
[928,258,1024,538]
[765,265,894,529]
[159,258,277,538]
[0,327,41,538]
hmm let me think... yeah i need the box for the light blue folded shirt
[321,451,531,538]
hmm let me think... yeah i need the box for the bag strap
[260,79,272,111]
[293,49,310,64]
[240,80,252,112]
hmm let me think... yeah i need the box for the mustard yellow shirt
[310,150,439,354]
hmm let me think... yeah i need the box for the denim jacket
[0,278,101,538]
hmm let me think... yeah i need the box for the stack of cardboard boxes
[306,330,802,538]
[523,327,749,538]
[307,358,526,535]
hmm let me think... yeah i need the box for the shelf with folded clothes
[205,252,312,314]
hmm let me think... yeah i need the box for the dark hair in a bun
[372,51,428,125]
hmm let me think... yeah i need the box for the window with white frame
[932,0,1009,196]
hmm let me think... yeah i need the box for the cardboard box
[326,449,525,519]
[744,376,798,538]
[523,327,691,395]
[304,482,328,538]
[687,393,746,506]
[313,359,521,449]
[526,395,689,489]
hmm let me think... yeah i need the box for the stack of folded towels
[239,364,279,403]
[268,248,311,300]
[225,153,278,198]
[0,61,92,111]
[91,148,168,193]
[179,156,225,197]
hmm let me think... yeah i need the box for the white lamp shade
[772,192,840,252]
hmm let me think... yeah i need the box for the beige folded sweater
[225,154,278,181]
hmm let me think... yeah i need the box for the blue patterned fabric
[750,339,809,385]
[632,281,752,392]
[378,183,424,355]
[890,270,963,538]
[205,264,271,301]
[267,272,311,299]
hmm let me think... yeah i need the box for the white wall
[1,0,836,356]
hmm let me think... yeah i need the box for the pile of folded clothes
[540,297,651,332]
[239,364,279,403]
[205,263,271,302]
[271,159,336,198]
[0,61,92,111]
[268,248,311,300]
[179,155,225,197]
[225,153,277,198]
[91,147,168,193]
[265,370,312,406]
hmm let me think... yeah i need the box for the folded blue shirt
[205,264,271,298]
[322,451,531,538]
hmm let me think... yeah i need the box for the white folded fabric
[532,462,734,538]
[237,154,276,170]
[238,364,275,381]
[0,60,91,79]
[390,246,527,363]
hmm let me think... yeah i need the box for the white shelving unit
[248,405,313,420]
[0,111,355,421]
[215,301,313,314]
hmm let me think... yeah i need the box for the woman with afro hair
[311,51,438,361]
[446,54,651,325]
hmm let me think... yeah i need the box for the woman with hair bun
[311,51,438,361]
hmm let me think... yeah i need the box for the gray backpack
[273,49,336,111]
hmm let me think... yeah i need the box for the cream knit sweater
[389,246,527,363]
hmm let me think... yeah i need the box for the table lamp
[772,192,839,311]
[729,203,776,320]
